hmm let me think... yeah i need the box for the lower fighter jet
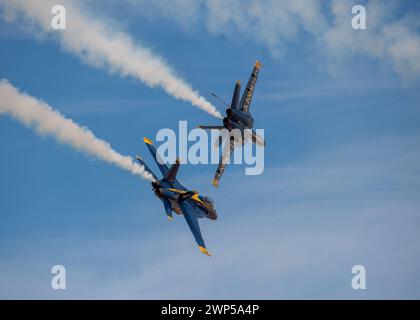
[199,60,266,187]
[136,137,217,256]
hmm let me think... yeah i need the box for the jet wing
[212,136,235,188]
[178,199,211,256]
[251,130,266,146]
[239,60,261,113]
[243,130,266,147]
[143,137,170,176]
[198,125,225,130]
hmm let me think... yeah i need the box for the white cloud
[204,0,327,56]
[1,134,420,298]
[322,0,420,80]
[121,0,420,80]
[2,0,420,79]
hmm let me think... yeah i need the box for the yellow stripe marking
[198,246,212,256]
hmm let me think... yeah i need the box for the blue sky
[0,0,420,299]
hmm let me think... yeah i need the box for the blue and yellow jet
[199,61,266,187]
[136,137,217,256]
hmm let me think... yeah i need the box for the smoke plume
[0,79,155,181]
[0,0,222,118]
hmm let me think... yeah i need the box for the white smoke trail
[0,0,222,119]
[0,79,155,182]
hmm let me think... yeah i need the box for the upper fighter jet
[136,137,217,256]
[199,61,266,187]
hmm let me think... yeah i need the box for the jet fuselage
[223,107,254,131]
[151,180,217,221]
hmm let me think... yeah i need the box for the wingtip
[167,215,173,221]
[143,137,153,145]
[198,246,212,256]
[255,60,262,69]
[236,80,241,85]
[211,179,219,188]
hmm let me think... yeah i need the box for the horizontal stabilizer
[163,198,173,221]
[198,125,225,130]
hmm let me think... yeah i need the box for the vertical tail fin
[231,80,241,110]
[163,158,180,182]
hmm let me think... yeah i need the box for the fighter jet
[136,137,217,256]
[199,61,266,187]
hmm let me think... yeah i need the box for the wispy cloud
[121,0,420,80]
[322,0,420,80]
[1,134,419,299]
